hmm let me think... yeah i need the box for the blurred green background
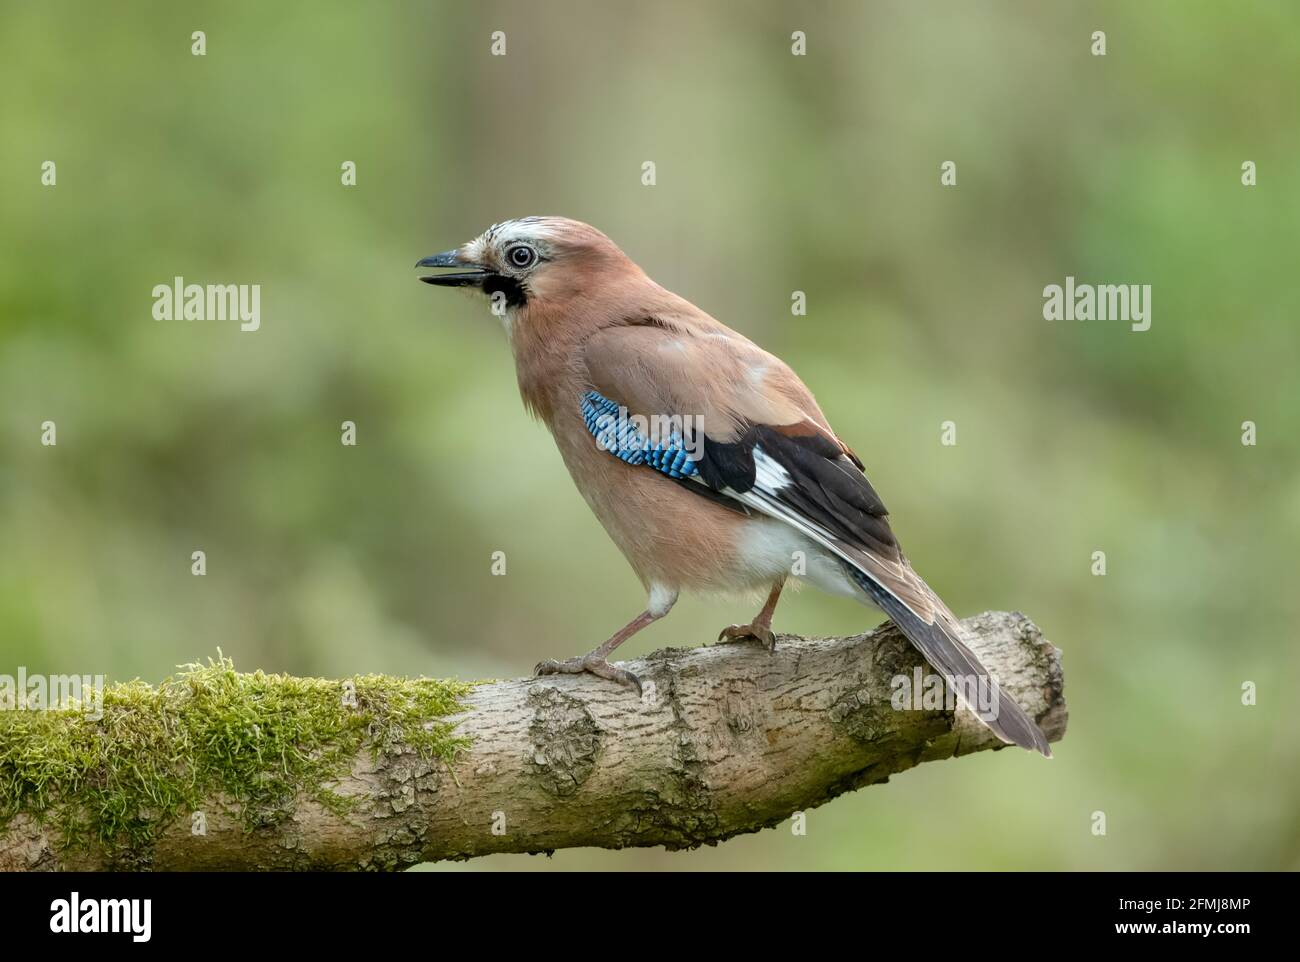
[2,0,1297,870]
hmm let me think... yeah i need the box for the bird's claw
[717,623,777,652]
[535,655,643,696]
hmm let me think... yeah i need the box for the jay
[418,217,1050,755]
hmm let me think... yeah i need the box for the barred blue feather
[580,390,699,479]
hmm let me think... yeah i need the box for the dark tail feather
[846,566,1051,757]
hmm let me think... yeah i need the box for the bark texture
[1,610,1066,871]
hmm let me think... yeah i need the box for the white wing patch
[686,446,934,626]
[751,447,791,491]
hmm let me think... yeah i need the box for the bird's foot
[534,654,642,695]
[717,622,777,652]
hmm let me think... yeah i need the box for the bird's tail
[844,564,1052,757]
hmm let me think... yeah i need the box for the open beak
[415,250,493,288]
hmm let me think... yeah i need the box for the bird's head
[417,216,637,319]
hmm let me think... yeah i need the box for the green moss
[0,654,474,860]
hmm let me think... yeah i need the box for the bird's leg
[535,602,668,696]
[718,578,785,651]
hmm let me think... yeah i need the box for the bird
[417,216,1051,756]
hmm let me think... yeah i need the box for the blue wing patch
[580,390,699,479]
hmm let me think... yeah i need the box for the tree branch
[1,610,1066,871]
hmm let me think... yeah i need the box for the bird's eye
[506,245,537,270]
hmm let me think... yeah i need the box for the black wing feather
[691,423,1050,756]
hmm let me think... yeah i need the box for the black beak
[416,250,493,288]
